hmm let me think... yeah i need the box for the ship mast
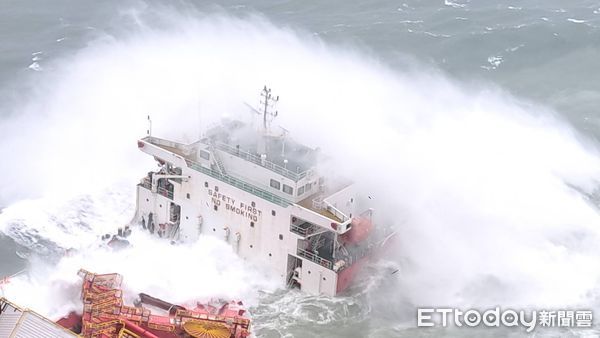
[259,85,279,133]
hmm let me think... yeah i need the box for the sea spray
[0,9,599,323]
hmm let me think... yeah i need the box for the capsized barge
[0,269,251,338]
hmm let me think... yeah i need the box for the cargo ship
[133,87,396,296]
[0,269,250,338]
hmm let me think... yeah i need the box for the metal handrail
[311,197,349,223]
[185,159,292,207]
[215,142,310,182]
[139,178,151,190]
[312,198,324,210]
[325,203,349,222]
[297,248,332,270]
[290,223,318,237]
[139,178,174,200]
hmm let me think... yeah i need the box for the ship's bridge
[203,119,317,182]
[138,118,359,231]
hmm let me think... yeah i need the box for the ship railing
[139,177,174,200]
[312,197,350,223]
[297,248,333,270]
[290,222,320,237]
[214,142,310,182]
[145,136,187,153]
[325,203,349,223]
[311,198,324,211]
[139,178,152,190]
[85,319,122,335]
[185,159,292,207]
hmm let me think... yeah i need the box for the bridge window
[270,179,280,190]
[282,184,293,195]
[297,186,305,196]
[199,150,210,160]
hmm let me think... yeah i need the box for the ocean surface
[1,1,600,337]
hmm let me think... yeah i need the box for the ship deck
[297,194,343,223]
[157,143,189,158]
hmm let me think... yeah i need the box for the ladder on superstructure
[209,143,227,175]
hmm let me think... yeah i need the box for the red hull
[336,256,369,293]
[336,230,398,293]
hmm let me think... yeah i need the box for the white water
[2,231,277,318]
[1,9,600,327]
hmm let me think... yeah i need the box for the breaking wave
[0,5,600,334]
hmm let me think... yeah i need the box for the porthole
[271,210,276,216]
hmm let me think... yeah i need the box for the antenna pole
[259,85,279,133]
[147,115,152,136]
[262,86,269,130]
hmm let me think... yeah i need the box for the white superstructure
[132,88,393,296]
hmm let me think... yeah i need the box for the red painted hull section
[336,256,369,293]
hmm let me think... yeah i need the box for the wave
[1,5,599,324]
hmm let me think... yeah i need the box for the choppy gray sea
[1,1,600,337]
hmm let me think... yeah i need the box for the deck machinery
[0,270,251,338]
